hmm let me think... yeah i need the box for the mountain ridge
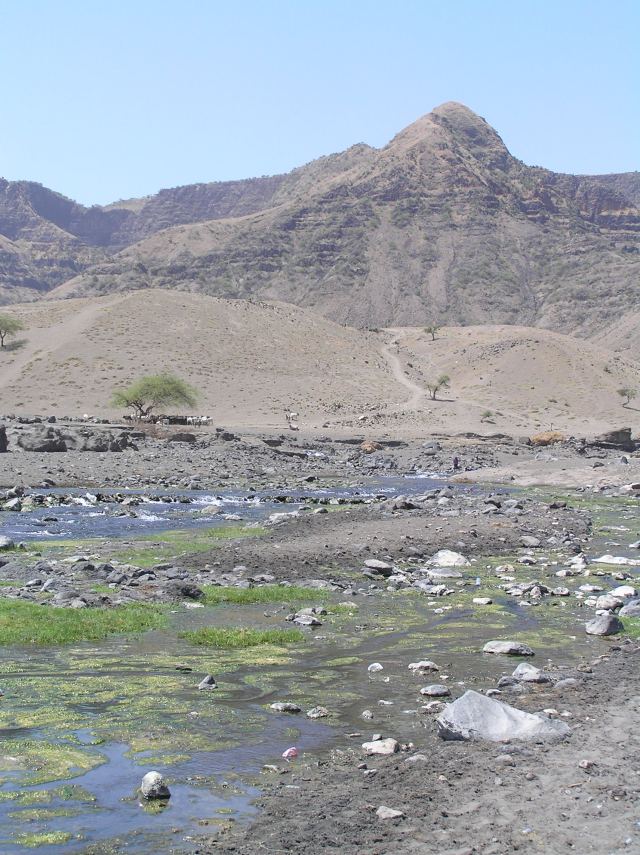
[1,102,639,337]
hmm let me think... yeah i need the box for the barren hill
[1,103,639,336]
[0,291,637,436]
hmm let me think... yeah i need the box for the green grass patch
[0,580,17,587]
[181,627,305,648]
[0,600,165,645]
[201,584,327,606]
[622,617,640,638]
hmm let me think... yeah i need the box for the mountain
[1,103,639,336]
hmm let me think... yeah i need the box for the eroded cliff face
[1,103,639,335]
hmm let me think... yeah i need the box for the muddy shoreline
[197,641,639,855]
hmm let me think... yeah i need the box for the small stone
[368,662,384,673]
[408,660,439,672]
[483,640,535,656]
[512,662,552,684]
[270,702,302,713]
[419,684,451,697]
[376,805,404,820]
[473,597,493,605]
[306,706,329,719]
[197,675,217,690]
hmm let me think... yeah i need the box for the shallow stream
[0,478,638,853]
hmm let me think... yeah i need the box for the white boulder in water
[140,771,170,799]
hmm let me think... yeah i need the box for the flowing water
[0,478,638,853]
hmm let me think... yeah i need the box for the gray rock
[585,614,623,636]
[0,536,14,551]
[437,690,571,742]
[197,675,217,690]
[270,702,302,713]
[420,684,451,697]
[306,706,329,719]
[363,559,394,577]
[619,601,640,618]
[140,770,170,799]
[595,594,622,611]
[512,662,552,684]
[483,640,535,656]
[521,536,541,547]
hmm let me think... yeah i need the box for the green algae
[14,830,73,847]
[0,740,105,785]
[8,805,83,820]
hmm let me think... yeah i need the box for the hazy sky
[1,0,638,205]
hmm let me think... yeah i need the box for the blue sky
[1,0,637,205]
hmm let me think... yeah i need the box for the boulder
[585,614,623,636]
[140,771,170,799]
[420,684,451,697]
[595,594,623,611]
[362,738,399,756]
[437,690,571,742]
[619,601,640,618]
[0,536,15,551]
[17,426,67,452]
[363,558,394,577]
[483,640,535,656]
[512,662,552,684]
[427,550,470,567]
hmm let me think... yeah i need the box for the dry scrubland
[0,290,638,437]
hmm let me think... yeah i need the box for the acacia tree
[425,374,450,401]
[111,374,198,417]
[0,313,25,348]
[424,324,440,341]
[617,387,637,407]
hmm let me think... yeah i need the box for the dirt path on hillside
[379,331,426,410]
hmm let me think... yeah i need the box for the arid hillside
[1,103,638,337]
[0,291,638,436]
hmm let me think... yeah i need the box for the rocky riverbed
[0,425,638,854]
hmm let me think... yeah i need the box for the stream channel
[0,476,638,853]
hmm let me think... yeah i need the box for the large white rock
[437,690,570,742]
[0,536,14,551]
[362,738,399,756]
[140,771,170,799]
[427,549,470,567]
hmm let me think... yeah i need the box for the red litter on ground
[282,747,298,761]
